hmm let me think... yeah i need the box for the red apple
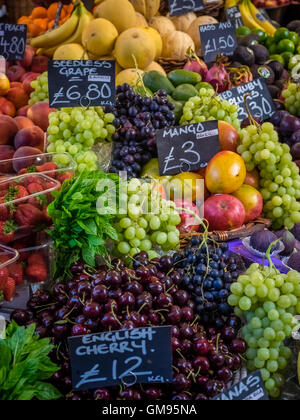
[17,105,30,117]
[31,56,49,74]
[0,115,18,145]
[202,194,246,231]
[22,72,40,95]
[17,45,35,69]
[232,185,263,223]
[27,102,56,132]
[6,64,26,83]
[14,116,35,131]
[173,199,200,234]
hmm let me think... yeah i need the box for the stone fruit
[205,151,246,194]
[244,169,260,189]
[82,19,118,57]
[0,73,10,96]
[22,73,40,95]
[218,121,240,152]
[6,64,26,83]
[53,43,89,60]
[162,31,195,60]
[14,126,45,151]
[202,194,246,231]
[17,45,35,69]
[0,145,15,173]
[17,105,30,117]
[169,172,206,202]
[30,56,49,74]
[12,147,42,166]
[14,116,35,131]
[231,184,263,223]
[27,102,56,132]
[0,115,18,145]
[114,27,156,69]
[6,86,29,110]
[0,98,16,117]
[95,0,136,33]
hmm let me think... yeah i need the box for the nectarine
[17,105,30,117]
[14,126,45,151]
[0,115,18,145]
[0,98,16,117]
[0,145,14,174]
[14,116,35,131]
[17,45,35,69]
[31,56,49,74]
[22,73,40,95]
[6,86,29,110]
[27,102,56,132]
[6,64,26,83]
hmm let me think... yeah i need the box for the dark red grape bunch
[105,84,175,179]
[11,252,246,400]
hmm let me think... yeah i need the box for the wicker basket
[159,0,224,18]
[180,218,272,248]
[6,0,34,22]
[158,57,188,73]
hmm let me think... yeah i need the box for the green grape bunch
[29,71,49,105]
[228,244,300,398]
[282,82,300,117]
[180,87,241,132]
[47,107,115,173]
[238,122,300,229]
[114,178,182,260]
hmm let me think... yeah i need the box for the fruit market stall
[0,0,300,403]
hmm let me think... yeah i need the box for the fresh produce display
[1,0,300,402]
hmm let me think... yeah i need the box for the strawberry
[36,162,57,178]
[8,262,23,285]
[0,220,16,244]
[27,252,44,267]
[15,204,44,227]
[13,240,30,261]
[57,172,73,185]
[4,277,16,301]
[4,185,28,202]
[21,176,43,188]
[18,168,28,175]
[0,267,8,289]
[27,183,44,195]
[26,264,47,283]
[0,198,8,221]
[42,207,52,224]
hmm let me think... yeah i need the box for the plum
[280,115,300,138]
[0,115,18,145]
[291,143,300,161]
[12,147,43,173]
[291,130,300,145]
[0,145,15,174]
[14,126,45,151]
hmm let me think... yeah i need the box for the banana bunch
[31,1,93,57]
[238,0,277,36]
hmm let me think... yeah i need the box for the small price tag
[214,371,269,400]
[218,78,276,122]
[225,6,244,29]
[0,23,27,61]
[48,60,116,109]
[68,326,173,391]
[168,0,204,16]
[200,21,238,63]
[156,121,220,177]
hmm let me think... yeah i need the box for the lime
[269,54,285,66]
[265,37,275,49]
[236,26,252,36]
[281,51,294,67]
[269,43,278,55]
[274,27,290,43]
[288,31,300,46]
[277,39,295,54]
[252,28,268,43]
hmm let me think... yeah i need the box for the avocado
[268,61,284,80]
[287,20,300,32]
[143,71,175,95]
[167,96,184,124]
[233,46,255,66]
[239,33,260,47]
[168,70,202,87]
[172,84,198,102]
[268,85,280,99]
[250,64,275,85]
[249,44,270,65]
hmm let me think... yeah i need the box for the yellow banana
[239,0,265,32]
[38,4,93,57]
[225,0,239,8]
[31,5,80,49]
[247,0,276,36]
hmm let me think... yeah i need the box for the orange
[48,19,55,30]
[31,6,48,19]
[34,18,48,33]
[205,151,246,194]
[28,23,42,37]
[18,17,32,25]
[47,2,59,20]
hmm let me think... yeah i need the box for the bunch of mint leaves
[48,170,120,281]
[0,322,61,400]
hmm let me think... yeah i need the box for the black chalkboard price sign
[168,0,204,17]
[68,326,172,391]
[156,121,220,177]
[200,21,238,63]
[0,23,27,61]
[218,78,276,122]
[48,60,116,109]
[213,371,269,400]
[225,6,244,29]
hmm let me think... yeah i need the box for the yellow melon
[130,0,160,20]
[82,18,118,56]
[135,12,148,26]
[95,0,136,33]
[144,61,166,76]
[114,27,156,69]
[162,31,195,60]
[169,12,197,32]
[141,26,162,59]
[187,16,218,55]
[116,68,144,86]
[53,44,88,60]
[149,16,176,39]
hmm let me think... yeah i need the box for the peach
[13,147,42,171]
[31,56,49,74]
[0,115,18,145]
[22,73,40,95]
[17,105,30,117]
[6,64,26,83]
[14,126,45,151]
[6,86,29,110]
[14,116,35,131]
[27,102,55,132]
[10,82,23,89]
[0,98,16,117]
[17,45,35,69]
[0,73,10,96]
[20,71,40,83]
[0,145,15,174]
